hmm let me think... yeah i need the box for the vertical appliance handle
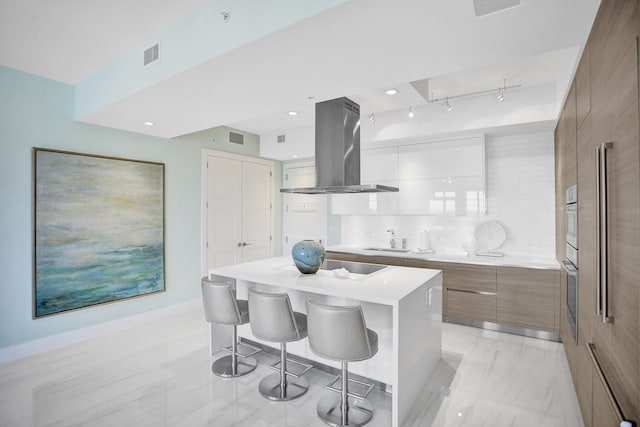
[595,146,602,317]
[599,142,614,323]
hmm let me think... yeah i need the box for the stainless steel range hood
[280,97,399,194]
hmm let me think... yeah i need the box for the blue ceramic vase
[292,240,326,274]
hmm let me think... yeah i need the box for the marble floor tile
[0,309,583,427]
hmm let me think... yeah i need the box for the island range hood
[280,97,399,194]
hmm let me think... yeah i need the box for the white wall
[339,132,555,258]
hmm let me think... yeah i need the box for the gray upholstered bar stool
[247,288,313,401]
[306,299,379,427]
[201,277,260,378]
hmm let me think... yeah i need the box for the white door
[207,155,242,268]
[282,163,327,255]
[241,161,272,262]
[206,155,273,270]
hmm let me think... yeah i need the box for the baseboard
[0,298,202,364]
[444,316,561,342]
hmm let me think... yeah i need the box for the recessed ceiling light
[288,111,299,116]
[143,121,155,126]
[385,88,399,95]
[292,154,299,158]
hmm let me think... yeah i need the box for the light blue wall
[0,65,278,349]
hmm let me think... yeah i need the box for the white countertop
[209,256,442,306]
[327,245,560,270]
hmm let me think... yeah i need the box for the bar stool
[306,299,378,427]
[201,277,260,378]
[248,288,313,401]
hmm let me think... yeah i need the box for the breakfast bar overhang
[209,256,443,427]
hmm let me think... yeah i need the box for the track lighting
[408,106,415,118]
[426,79,521,106]
[368,113,376,123]
[496,79,506,102]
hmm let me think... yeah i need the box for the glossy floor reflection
[0,308,583,426]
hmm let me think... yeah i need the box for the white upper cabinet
[398,137,486,216]
[398,138,484,180]
[332,136,486,216]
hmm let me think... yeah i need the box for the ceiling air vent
[277,134,286,143]
[229,131,245,145]
[473,0,520,17]
[144,43,160,66]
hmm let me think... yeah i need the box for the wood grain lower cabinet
[446,290,496,323]
[327,252,559,331]
[443,263,497,323]
[496,267,557,332]
[576,333,594,427]
[592,374,620,427]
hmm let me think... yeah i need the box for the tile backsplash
[339,132,556,258]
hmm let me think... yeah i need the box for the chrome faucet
[387,229,396,249]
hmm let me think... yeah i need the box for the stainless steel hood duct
[280,97,399,194]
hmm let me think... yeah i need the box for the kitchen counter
[327,245,560,270]
[209,256,442,427]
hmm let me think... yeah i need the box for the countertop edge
[326,247,560,270]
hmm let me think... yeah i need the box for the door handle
[596,142,614,323]
[242,242,252,246]
[237,242,243,247]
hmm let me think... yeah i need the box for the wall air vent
[277,134,286,143]
[144,43,160,66]
[229,131,245,145]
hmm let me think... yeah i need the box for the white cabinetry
[398,138,485,216]
[331,136,486,216]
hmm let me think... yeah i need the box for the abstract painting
[33,148,165,318]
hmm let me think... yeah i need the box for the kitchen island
[209,256,442,427]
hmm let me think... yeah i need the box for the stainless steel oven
[563,185,578,344]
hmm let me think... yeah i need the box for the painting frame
[32,147,166,318]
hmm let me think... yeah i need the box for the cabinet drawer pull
[447,288,497,296]
[586,343,628,424]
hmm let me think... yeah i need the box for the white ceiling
[0,0,211,84]
[0,0,600,140]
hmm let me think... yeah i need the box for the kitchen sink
[363,247,412,253]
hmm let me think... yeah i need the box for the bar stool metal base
[259,372,309,401]
[317,393,373,427]
[212,355,257,378]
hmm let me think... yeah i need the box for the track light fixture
[408,106,415,118]
[443,98,453,112]
[368,113,376,123]
[496,78,506,102]
[427,79,521,107]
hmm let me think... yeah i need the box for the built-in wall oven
[563,185,578,343]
